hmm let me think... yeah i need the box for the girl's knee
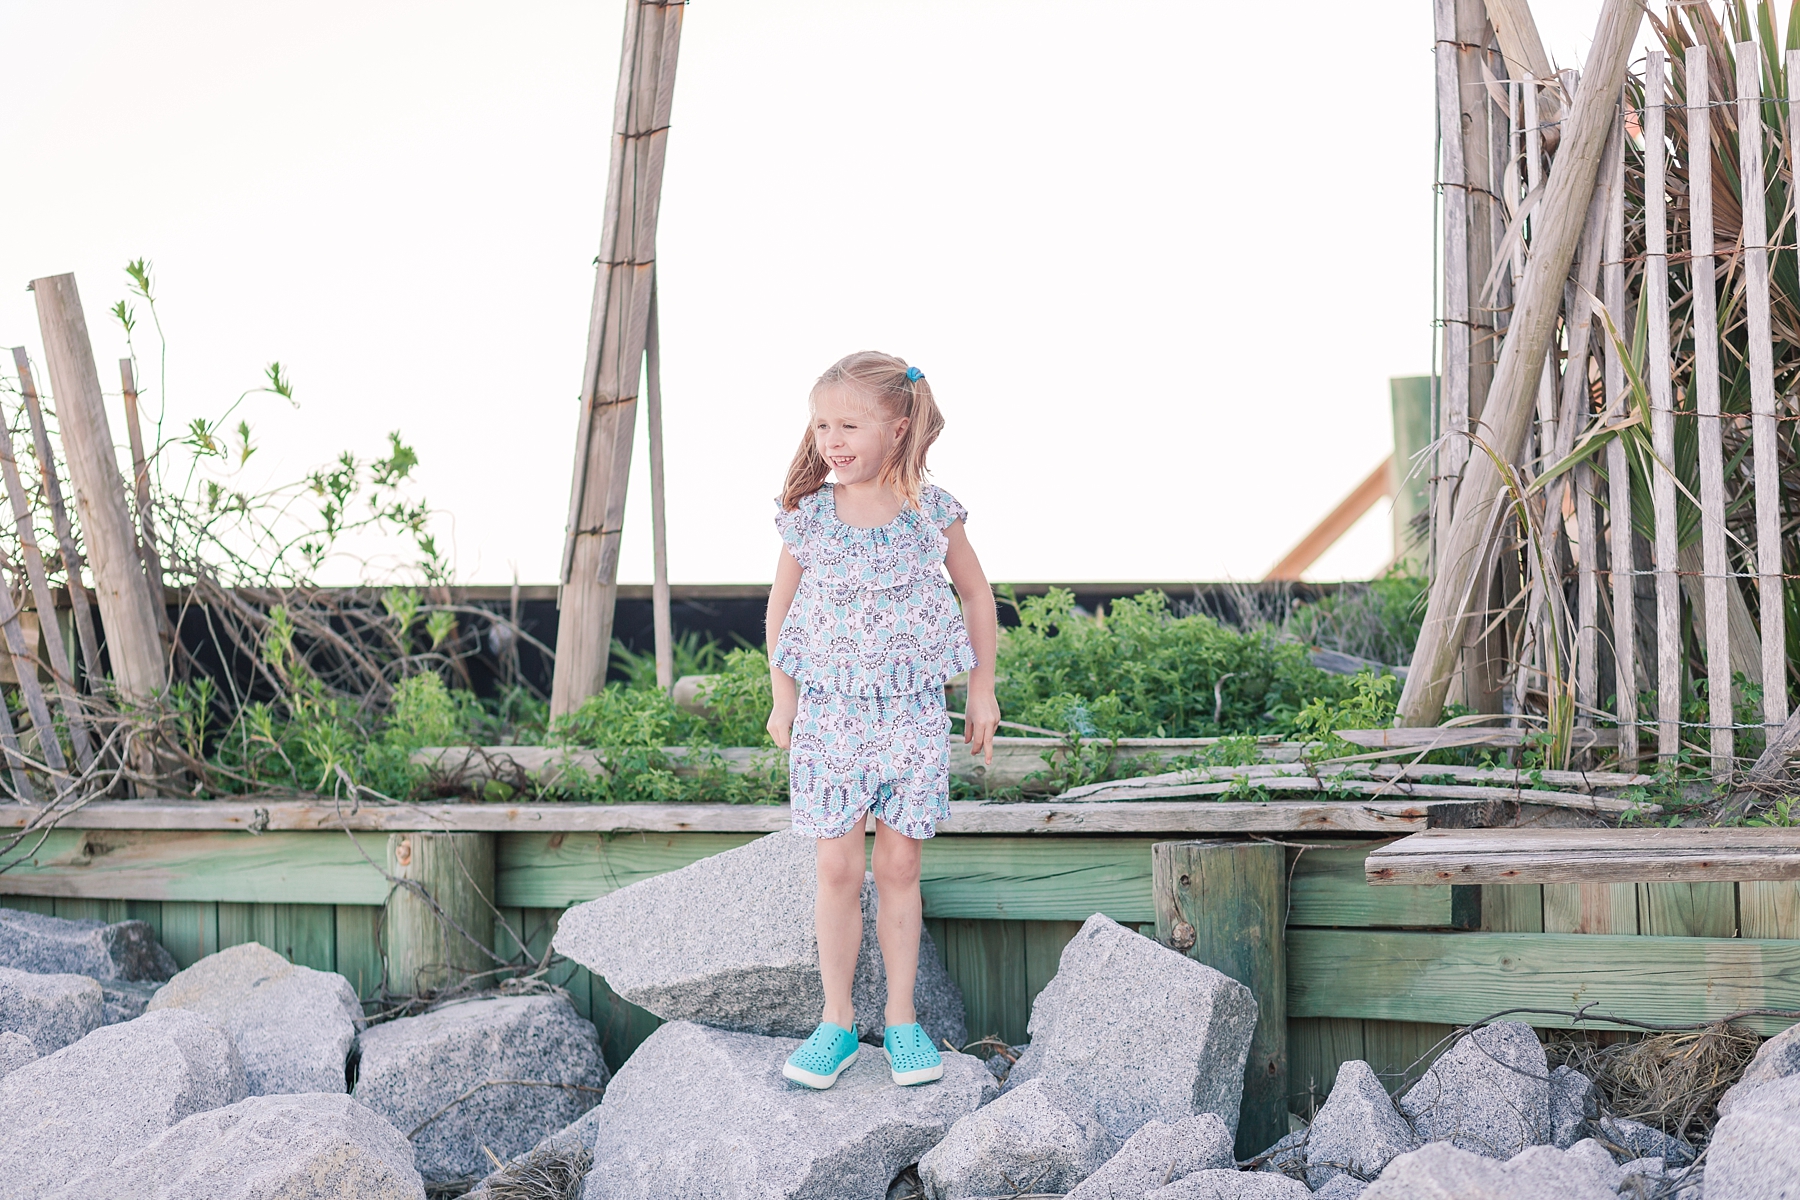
[872,849,922,891]
[815,840,866,892]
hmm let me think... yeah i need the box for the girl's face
[811,387,909,487]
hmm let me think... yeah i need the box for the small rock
[1615,1156,1666,1197]
[148,943,362,1096]
[1594,1115,1695,1166]
[553,833,966,1047]
[918,1078,1115,1199]
[0,907,175,981]
[102,979,161,1024]
[0,1032,35,1077]
[1503,1142,1620,1196]
[1065,1113,1235,1200]
[0,965,102,1052]
[1304,1060,1418,1189]
[1143,1169,1312,1199]
[1561,1139,1623,1189]
[51,1091,425,1199]
[1549,1066,1597,1149]
[1702,1072,1800,1200]
[0,1008,246,1198]
[1398,1022,1551,1158]
[356,994,607,1186]
[1362,1140,1620,1199]
[583,1019,994,1200]
[1005,914,1256,1141]
[1311,1177,1368,1200]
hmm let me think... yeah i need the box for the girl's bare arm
[765,548,804,749]
[943,520,1000,764]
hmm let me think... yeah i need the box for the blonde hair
[780,350,944,511]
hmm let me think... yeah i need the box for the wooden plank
[1064,775,1641,816]
[334,904,385,1002]
[1368,827,1800,884]
[387,832,495,993]
[590,971,663,1074]
[1335,727,1618,750]
[496,831,759,909]
[1022,920,1082,1006]
[1288,1017,1365,1115]
[1737,41,1788,731]
[552,0,685,715]
[1601,96,1637,765]
[644,281,673,691]
[1154,840,1287,1157]
[1288,929,1800,1034]
[0,895,54,916]
[1543,883,1638,934]
[1740,881,1800,939]
[0,829,391,903]
[1263,457,1395,581]
[56,897,125,923]
[932,917,1030,1047]
[29,274,166,701]
[1481,885,1544,932]
[117,359,168,623]
[8,348,100,683]
[1644,51,1681,762]
[0,555,68,780]
[1637,882,1736,939]
[1690,51,1734,776]
[1361,1019,1458,1097]
[1433,0,1471,570]
[1288,842,1455,929]
[158,899,219,964]
[0,799,1432,836]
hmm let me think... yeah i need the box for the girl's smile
[812,387,909,489]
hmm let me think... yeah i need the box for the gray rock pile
[581,1019,993,1200]
[1396,1022,1551,1158]
[1360,1138,1627,1199]
[0,906,176,980]
[1065,1112,1235,1199]
[51,1092,425,1199]
[355,993,608,1186]
[1005,914,1256,1141]
[552,831,967,1047]
[148,941,363,1095]
[1300,1060,1418,1189]
[0,1008,247,1198]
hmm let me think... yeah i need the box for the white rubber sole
[885,1049,945,1086]
[782,1047,856,1089]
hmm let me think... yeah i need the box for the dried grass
[1548,1023,1763,1144]
[465,1143,594,1200]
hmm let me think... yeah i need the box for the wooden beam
[552,0,685,716]
[1264,458,1395,582]
[387,831,494,993]
[29,275,167,701]
[1399,0,1645,726]
[0,829,391,904]
[1335,726,1617,750]
[1289,928,1800,1035]
[1486,0,1553,82]
[1366,828,1800,885]
[0,798,1432,836]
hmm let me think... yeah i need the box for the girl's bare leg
[815,822,867,1030]
[871,818,924,1028]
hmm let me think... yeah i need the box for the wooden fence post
[1152,839,1287,1160]
[385,831,497,995]
[28,274,167,703]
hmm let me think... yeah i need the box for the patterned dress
[775,483,978,839]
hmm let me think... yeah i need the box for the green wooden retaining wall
[7,830,1798,1111]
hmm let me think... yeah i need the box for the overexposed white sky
[3,0,1619,585]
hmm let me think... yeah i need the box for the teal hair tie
[905,366,924,382]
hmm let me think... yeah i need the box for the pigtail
[780,425,832,511]
[879,371,944,509]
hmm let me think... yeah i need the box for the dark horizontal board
[1288,929,1800,1035]
[1367,828,1800,885]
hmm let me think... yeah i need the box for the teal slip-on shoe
[783,1022,859,1089]
[883,1022,944,1086]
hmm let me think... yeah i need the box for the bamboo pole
[0,415,94,770]
[29,275,167,703]
[1739,42,1789,732]
[1645,53,1681,763]
[118,359,168,634]
[1691,52,1734,777]
[10,349,101,684]
[551,0,685,716]
[1602,100,1637,765]
[1400,0,1645,726]
[645,280,673,693]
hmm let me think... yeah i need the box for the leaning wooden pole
[550,0,685,717]
[1399,0,1644,727]
[30,275,168,703]
[645,280,674,693]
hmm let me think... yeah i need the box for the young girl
[765,351,1000,1090]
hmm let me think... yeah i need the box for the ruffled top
[774,483,979,696]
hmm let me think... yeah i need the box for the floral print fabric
[773,483,978,697]
[788,687,950,840]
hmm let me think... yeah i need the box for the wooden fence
[8,808,1798,1112]
[1428,10,1798,776]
